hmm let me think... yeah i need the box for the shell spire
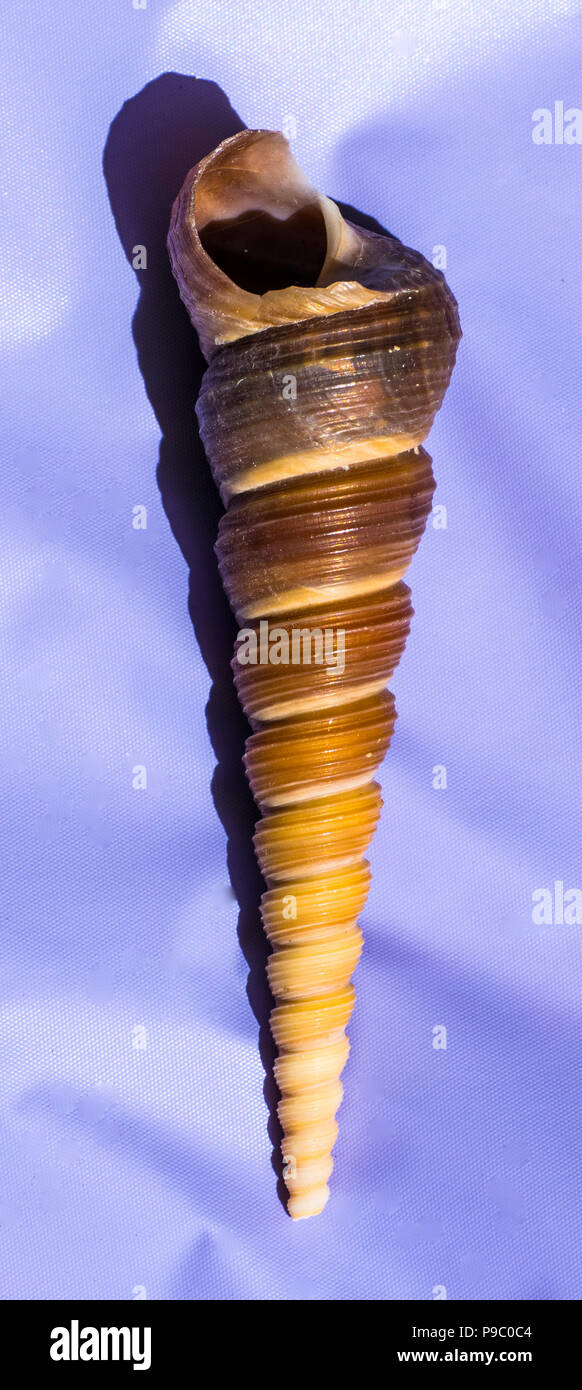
[168,129,461,1218]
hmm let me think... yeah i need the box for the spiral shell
[168,130,460,1219]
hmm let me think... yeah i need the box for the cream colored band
[223,433,425,499]
[239,567,409,620]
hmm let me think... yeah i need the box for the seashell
[168,129,460,1219]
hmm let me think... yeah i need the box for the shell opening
[199,204,328,295]
[192,130,343,295]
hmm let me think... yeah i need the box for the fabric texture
[1,0,581,1300]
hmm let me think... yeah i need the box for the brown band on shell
[216,450,435,620]
[197,296,458,501]
[234,585,413,722]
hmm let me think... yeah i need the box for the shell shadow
[102,73,393,1215]
[101,72,287,1202]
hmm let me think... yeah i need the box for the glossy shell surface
[168,129,461,1218]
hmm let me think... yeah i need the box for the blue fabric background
[1,0,581,1300]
